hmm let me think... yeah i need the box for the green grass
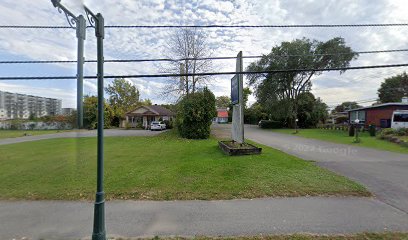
[114,233,408,240]
[270,128,408,154]
[0,131,369,200]
[0,129,73,139]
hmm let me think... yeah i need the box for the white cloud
[1,0,408,108]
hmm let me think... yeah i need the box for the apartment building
[0,90,62,120]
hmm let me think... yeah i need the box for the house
[347,97,408,128]
[123,105,175,129]
[327,111,348,125]
[213,108,229,123]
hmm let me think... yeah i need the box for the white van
[391,110,408,129]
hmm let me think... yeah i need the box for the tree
[297,92,328,127]
[160,28,214,98]
[247,37,358,127]
[244,102,268,124]
[105,78,140,126]
[243,87,252,108]
[378,72,408,103]
[83,96,114,129]
[332,101,362,113]
[216,96,231,109]
[176,87,216,139]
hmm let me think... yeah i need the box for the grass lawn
[270,128,408,154]
[116,233,408,240]
[0,129,73,139]
[0,131,368,200]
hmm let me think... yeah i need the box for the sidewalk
[1,197,407,239]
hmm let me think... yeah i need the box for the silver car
[150,121,166,131]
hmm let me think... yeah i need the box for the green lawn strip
[0,130,368,200]
[0,129,74,139]
[270,128,408,154]
[112,233,408,240]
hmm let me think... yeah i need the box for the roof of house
[126,105,175,116]
[217,110,228,118]
[347,102,408,112]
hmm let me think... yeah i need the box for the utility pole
[51,0,85,129]
[84,5,106,240]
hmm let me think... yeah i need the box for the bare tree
[159,28,214,99]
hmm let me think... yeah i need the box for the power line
[2,62,408,80]
[1,48,408,64]
[0,25,72,29]
[2,23,408,29]
[105,23,408,28]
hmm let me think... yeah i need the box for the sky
[1,0,408,109]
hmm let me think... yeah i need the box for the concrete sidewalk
[1,197,408,239]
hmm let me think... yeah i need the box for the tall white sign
[231,51,244,143]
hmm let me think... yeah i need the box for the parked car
[391,110,408,129]
[150,121,166,131]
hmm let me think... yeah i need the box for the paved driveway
[0,129,164,145]
[241,125,408,214]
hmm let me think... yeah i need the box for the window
[394,114,408,122]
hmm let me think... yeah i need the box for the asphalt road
[0,129,163,145]
[1,197,408,239]
[241,125,408,214]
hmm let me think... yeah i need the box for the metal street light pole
[84,5,106,240]
[50,0,85,129]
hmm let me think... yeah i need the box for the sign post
[231,51,244,144]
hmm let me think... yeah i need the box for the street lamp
[51,0,85,129]
[354,118,360,142]
[84,5,106,240]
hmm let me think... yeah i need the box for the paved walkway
[0,129,163,145]
[1,197,408,239]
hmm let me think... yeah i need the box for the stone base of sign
[218,141,262,156]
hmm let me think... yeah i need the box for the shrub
[396,128,407,136]
[125,122,131,130]
[258,120,283,129]
[176,87,216,139]
[163,119,173,129]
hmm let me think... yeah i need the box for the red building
[348,102,408,128]
[213,108,229,123]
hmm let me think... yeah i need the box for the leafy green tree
[332,101,362,113]
[83,96,114,129]
[141,98,152,106]
[105,78,140,126]
[176,87,216,139]
[297,92,328,127]
[243,87,252,108]
[244,102,268,124]
[216,96,231,108]
[247,37,357,127]
[378,72,408,103]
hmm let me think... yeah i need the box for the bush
[163,119,173,129]
[258,120,283,129]
[396,128,408,136]
[176,88,216,139]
